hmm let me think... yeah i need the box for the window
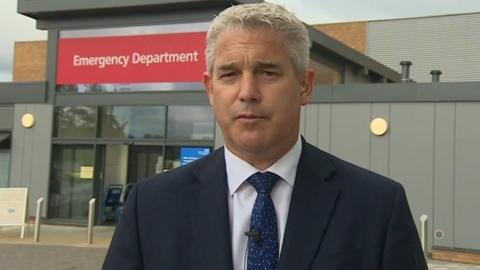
[100,106,166,139]
[54,106,96,138]
[167,106,214,140]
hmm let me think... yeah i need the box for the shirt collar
[224,135,302,196]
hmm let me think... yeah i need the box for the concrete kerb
[0,224,114,248]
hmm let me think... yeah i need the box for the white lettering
[130,51,200,66]
[72,55,130,69]
[72,50,199,69]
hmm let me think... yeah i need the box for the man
[103,3,427,270]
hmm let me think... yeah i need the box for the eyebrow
[215,61,281,73]
[255,61,280,70]
[216,63,236,72]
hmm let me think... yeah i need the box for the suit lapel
[190,148,233,270]
[278,140,340,270]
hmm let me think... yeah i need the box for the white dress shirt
[225,136,302,270]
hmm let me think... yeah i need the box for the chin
[238,137,270,152]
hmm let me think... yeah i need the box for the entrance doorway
[97,144,164,225]
[48,143,200,225]
[49,145,95,223]
[127,145,164,184]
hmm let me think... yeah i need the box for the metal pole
[87,198,96,244]
[420,214,429,255]
[34,197,44,242]
[430,70,442,82]
[400,61,412,82]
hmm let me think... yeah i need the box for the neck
[226,136,299,171]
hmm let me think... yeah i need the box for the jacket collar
[190,147,233,270]
[278,139,339,270]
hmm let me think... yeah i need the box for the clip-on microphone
[244,228,262,244]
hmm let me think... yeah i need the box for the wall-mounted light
[21,113,35,128]
[370,117,388,136]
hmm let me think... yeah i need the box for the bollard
[34,197,44,242]
[420,214,429,255]
[87,198,96,244]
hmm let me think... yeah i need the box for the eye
[261,70,279,78]
[264,71,277,76]
[221,72,235,78]
[218,71,238,80]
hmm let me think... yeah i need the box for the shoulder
[302,141,401,196]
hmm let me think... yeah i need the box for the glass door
[128,146,164,183]
[49,145,95,223]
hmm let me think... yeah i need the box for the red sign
[57,32,206,84]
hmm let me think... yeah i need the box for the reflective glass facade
[167,106,214,140]
[54,106,96,138]
[50,105,214,224]
[100,106,166,139]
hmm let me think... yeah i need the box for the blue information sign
[180,147,211,166]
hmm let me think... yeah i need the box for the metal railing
[33,197,44,242]
[420,214,429,256]
[87,198,96,244]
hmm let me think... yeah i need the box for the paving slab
[1,224,480,269]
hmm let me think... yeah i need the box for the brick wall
[313,22,367,54]
[13,41,47,82]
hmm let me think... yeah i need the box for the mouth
[235,113,265,119]
[234,113,266,123]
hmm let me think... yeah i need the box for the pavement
[0,224,114,248]
[1,223,480,270]
[0,224,112,270]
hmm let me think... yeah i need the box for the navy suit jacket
[103,140,427,270]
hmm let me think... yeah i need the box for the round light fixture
[370,117,389,136]
[21,113,35,128]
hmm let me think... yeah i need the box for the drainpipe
[400,61,412,82]
[430,70,442,82]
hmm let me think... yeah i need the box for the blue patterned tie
[247,172,280,270]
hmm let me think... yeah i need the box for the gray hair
[205,2,311,75]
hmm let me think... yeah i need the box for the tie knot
[247,172,279,194]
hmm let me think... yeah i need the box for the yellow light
[370,117,389,136]
[21,113,35,128]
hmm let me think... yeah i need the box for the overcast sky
[1,0,480,81]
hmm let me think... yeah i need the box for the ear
[203,71,214,106]
[300,69,315,105]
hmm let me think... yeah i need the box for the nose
[238,72,260,102]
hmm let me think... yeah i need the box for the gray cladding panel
[10,108,25,189]
[19,0,237,19]
[312,82,480,104]
[369,103,390,177]
[329,103,370,168]
[209,98,477,251]
[214,121,224,149]
[433,103,455,248]
[388,103,434,230]
[454,102,480,250]
[0,107,14,130]
[304,105,319,146]
[10,104,53,217]
[0,82,47,104]
[303,103,334,152]
[367,14,480,82]
[299,106,306,135]
[316,104,332,152]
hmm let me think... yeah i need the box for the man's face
[204,28,314,165]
